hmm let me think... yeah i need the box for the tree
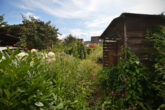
[0,14,8,27]
[63,34,77,47]
[64,34,87,59]
[17,16,59,49]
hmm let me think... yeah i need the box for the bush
[99,49,152,110]
[17,16,59,49]
[99,26,165,110]
[0,49,95,109]
[0,51,55,109]
[146,26,165,110]
[63,34,87,59]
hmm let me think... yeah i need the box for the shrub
[0,14,8,27]
[146,26,165,110]
[0,49,94,109]
[0,51,55,109]
[99,49,152,110]
[17,16,59,49]
[99,26,165,110]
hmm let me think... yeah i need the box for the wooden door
[108,41,121,66]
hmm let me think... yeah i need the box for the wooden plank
[127,32,146,38]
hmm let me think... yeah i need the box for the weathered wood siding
[101,13,165,67]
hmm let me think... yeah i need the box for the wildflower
[135,61,140,64]
[41,21,44,24]
[2,56,6,60]
[31,49,38,53]
[0,56,6,62]
[22,20,24,23]
[13,44,16,47]
[47,52,55,58]
[46,52,56,62]
[17,52,28,59]
[112,91,114,95]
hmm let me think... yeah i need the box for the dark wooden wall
[101,13,165,67]
[126,15,165,62]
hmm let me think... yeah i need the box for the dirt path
[87,68,106,110]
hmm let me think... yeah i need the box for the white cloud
[14,0,112,18]
[70,29,88,38]
[13,0,165,41]
[15,0,165,19]
[23,12,39,19]
[131,0,165,14]
[85,16,115,28]
[69,28,102,41]
[58,33,67,40]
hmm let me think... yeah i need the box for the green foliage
[99,26,165,110]
[72,42,87,59]
[87,44,103,62]
[52,41,65,53]
[17,16,59,49]
[99,49,152,110]
[0,14,8,27]
[0,51,55,109]
[63,34,77,47]
[7,25,22,37]
[0,48,99,109]
[146,26,165,110]
[63,35,87,59]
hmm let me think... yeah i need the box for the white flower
[135,61,140,64]
[17,52,28,59]
[31,49,38,53]
[0,56,6,62]
[47,52,55,58]
[2,56,6,60]
[46,52,56,62]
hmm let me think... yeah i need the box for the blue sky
[0,0,165,41]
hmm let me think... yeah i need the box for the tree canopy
[17,16,59,49]
[63,34,77,46]
[0,14,8,27]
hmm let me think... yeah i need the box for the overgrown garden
[0,14,165,110]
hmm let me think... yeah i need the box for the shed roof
[100,13,165,39]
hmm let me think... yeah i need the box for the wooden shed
[100,13,165,67]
